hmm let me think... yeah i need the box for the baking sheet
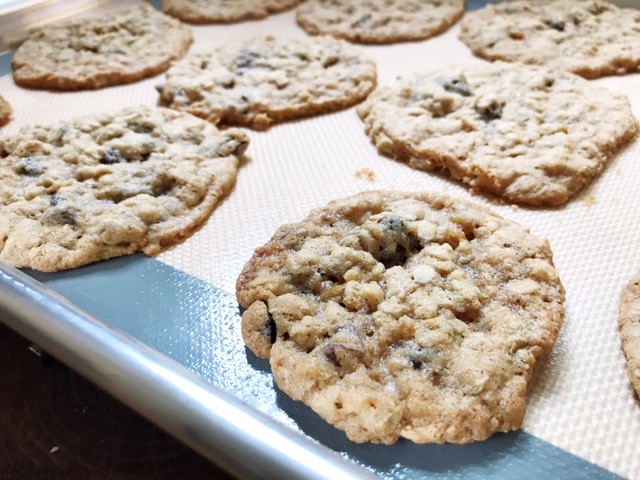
[1,1,639,478]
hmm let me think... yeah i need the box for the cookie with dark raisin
[12,4,192,90]
[357,63,637,206]
[156,35,376,130]
[236,190,565,444]
[619,272,640,399]
[459,0,640,79]
[0,106,248,272]
[0,95,11,127]
[296,0,465,44]
[162,0,301,24]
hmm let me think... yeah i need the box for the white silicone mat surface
[1,1,639,478]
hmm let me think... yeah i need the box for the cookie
[0,96,12,127]
[12,4,193,90]
[459,0,640,79]
[357,63,637,207]
[0,106,248,272]
[237,191,565,444]
[619,272,640,399]
[162,0,301,24]
[296,0,465,44]
[157,35,377,130]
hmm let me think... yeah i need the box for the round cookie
[0,106,248,272]
[157,35,377,130]
[0,95,12,127]
[296,0,465,44]
[12,4,193,90]
[619,272,640,399]
[237,191,565,444]
[162,0,301,24]
[459,0,640,79]
[357,63,637,207]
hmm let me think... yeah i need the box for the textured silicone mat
[1,0,639,478]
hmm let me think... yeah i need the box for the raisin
[324,343,363,371]
[408,346,433,370]
[17,157,42,176]
[53,208,76,225]
[44,197,77,225]
[235,50,261,69]
[325,345,339,367]
[101,148,124,164]
[379,215,405,233]
[351,12,372,28]
[322,56,339,68]
[372,215,421,268]
[475,96,505,121]
[126,121,153,134]
[438,77,472,96]
[546,18,565,31]
[262,315,277,345]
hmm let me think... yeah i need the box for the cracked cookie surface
[12,4,193,90]
[620,272,640,399]
[163,0,301,24]
[459,0,640,79]
[236,191,565,444]
[357,63,637,207]
[157,35,377,130]
[0,106,248,272]
[296,0,465,44]
[0,96,11,127]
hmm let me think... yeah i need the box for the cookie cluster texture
[237,191,565,444]
[620,273,640,399]
[357,63,637,206]
[157,35,377,130]
[163,0,302,24]
[0,106,248,272]
[4,0,638,454]
[296,0,465,44]
[459,0,640,78]
[12,4,193,90]
[0,96,11,127]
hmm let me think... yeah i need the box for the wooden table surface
[0,322,236,479]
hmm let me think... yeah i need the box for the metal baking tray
[0,1,638,478]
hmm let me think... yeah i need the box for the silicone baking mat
[1,1,639,478]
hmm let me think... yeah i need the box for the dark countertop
[0,322,235,480]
